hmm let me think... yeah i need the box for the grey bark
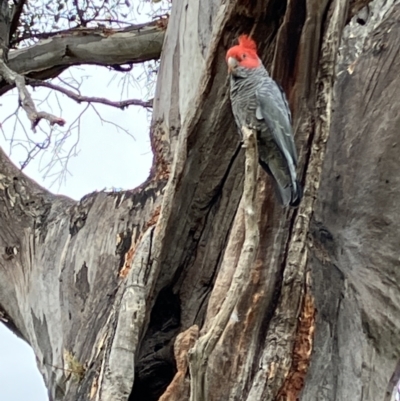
[305,2,400,400]
[0,0,399,401]
[2,20,165,95]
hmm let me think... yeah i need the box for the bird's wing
[255,79,298,166]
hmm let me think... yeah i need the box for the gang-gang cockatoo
[226,35,302,207]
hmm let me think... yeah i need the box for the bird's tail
[271,177,302,208]
[289,179,302,207]
[259,160,302,207]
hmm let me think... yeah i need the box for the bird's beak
[227,57,238,73]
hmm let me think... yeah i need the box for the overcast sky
[0,63,153,401]
[0,324,48,401]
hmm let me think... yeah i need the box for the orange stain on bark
[276,292,316,401]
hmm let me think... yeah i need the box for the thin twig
[28,79,153,109]
[57,76,83,94]
[89,103,135,141]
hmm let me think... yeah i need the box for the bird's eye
[242,54,247,58]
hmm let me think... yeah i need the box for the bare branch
[40,115,83,189]
[0,1,11,55]
[20,137,51,170]
[10,0,27,42]
[28,79,153,109]
[10,18,140,46]
[2,19,166,96]
[0,60,65,131]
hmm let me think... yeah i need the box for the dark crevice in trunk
[192,247,223,327]
[129,136,244,401]
[129,286,181,401]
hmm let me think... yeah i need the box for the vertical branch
[0,0,11,58]
[10,0,27,42]
[188,127,260,401]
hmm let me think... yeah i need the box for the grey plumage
[229,63,302,207]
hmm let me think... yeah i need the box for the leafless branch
[39,104,87,188]
[0,0,167,187]
[28,79,153,109]
[89,18,135,25]
[10,0,27,43]
[89,103,135,141]
[1,104,20,128]
[57,75,84,93]
[2,20,166,98]
[0,60,65,131]
[20,137,51,170]
[10,19,161,46]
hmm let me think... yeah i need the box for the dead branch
[27,79,153,109]
[188,126,259,401]
[0,59,65,131]
[10,19,157,46]
[10,0,27,42]
[3,19,166,95]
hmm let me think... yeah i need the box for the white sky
[0,324,48,401]
[0,64,153,401]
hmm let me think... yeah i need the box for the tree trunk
[0,1,398,401]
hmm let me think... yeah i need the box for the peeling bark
[1,20,165,95]
[0,0,399,401]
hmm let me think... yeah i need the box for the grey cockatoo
[226,35,302,207]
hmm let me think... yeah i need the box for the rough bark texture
[0,0,399,401]
[305,2,400,400]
